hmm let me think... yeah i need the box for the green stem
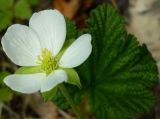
[59,84,83,119]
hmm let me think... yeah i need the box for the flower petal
[29,9,66,56]
[59,34,92,68]
[41,69,67,92]
[4,73,46,94]
[1,24,41,66]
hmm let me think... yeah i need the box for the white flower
[1,10,92,94]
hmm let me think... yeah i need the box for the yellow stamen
[37,48,58,74]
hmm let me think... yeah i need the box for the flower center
[37,48,58,74]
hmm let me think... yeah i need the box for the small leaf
[0,10,13,31]
[0,0,13,11]
[14,0,32,19]
[16,66,42,74]
[64,68,81,88]
[42,87,57,101]
[0,71,10,84]
[0,88,13,102]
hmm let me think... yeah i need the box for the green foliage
[52,85,83,110]
[0,71,13,102]
[0,0,40,31]
[42,87,57,101]
[14,0,32,19]
[65,18,79,41]
[50,4,158,119]
[0,0,13,11]
[27,0,40,6]
[0,88,13,102]
[0,9,13,31]
[52,88,70,109]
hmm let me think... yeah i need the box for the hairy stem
[59,84,83,119]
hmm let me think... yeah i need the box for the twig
[111,0,118,9]
[58,109,75,119]
[3,104,20,118]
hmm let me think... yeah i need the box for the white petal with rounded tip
[29,9,66,56]
[1,24,41,66]
[4,73,46,94]
[41,69,67,92]
[59,34,92,68]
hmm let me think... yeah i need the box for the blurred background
[0,0,160,119]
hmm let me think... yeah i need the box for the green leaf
[0,10,13,31]
[0,88,13,102]
[16,66,42,74]
[76,4,158,119]
[64,68,81,88]
[42,87,57,101]
[0,0,13,11]
[14,0,32,19]
[48,5,158,118]
[0,71,10,84]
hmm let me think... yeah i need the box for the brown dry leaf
[52,0,80,19]
[27,94,58,119]
[28,93,76,119]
